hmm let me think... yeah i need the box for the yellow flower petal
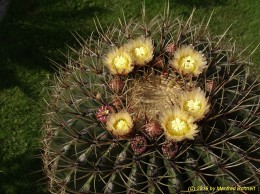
[179,88,210,120]
[170,45,207,76]
[125,37,154,66]
[160,107,198,142]
[106,111,133,136]
[104,48,134,75]
[166,117,190,136]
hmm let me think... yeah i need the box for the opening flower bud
[96,105,114,123]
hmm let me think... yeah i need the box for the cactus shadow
[0,0,109,92]
[0,150,48,194]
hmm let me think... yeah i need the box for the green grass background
[0,0,259,193]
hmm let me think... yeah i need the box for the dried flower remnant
[131,135,147,155]
[161,141,178,159]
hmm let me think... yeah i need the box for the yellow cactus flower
[104,48,134,75]
[179,88,210,120]
[125,37,154,66]
[160,108,198,142]
[170,45,207,76]
[106,111,134,136]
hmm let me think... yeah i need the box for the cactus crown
[43,6,260,194]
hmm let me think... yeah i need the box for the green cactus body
[43,8,260,194]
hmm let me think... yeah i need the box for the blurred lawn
[0,0,259,193]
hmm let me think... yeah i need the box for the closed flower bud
[109,76,124,93]
[165,43,176,56]
[143,121,163,138]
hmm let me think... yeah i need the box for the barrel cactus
[43,7,260,194]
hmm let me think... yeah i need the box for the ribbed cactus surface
[43,9,260,194]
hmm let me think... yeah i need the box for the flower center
[134,47,147,57]
[114,119,129,132]
[167,118,189,136]
[181,56,196,71]
[113,55,129,70]
[185,99,202,113]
